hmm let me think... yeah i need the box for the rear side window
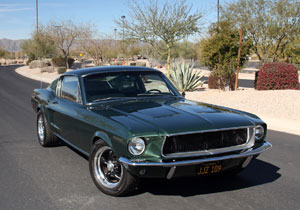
[61,76,82,103]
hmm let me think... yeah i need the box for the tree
[81,38,105,66]
[200,21,252,90]
[81,38,122,66]
[39,20,93,68]
[115,0,202,77]
[284,35,300,64]
[0,48,11,63]
[174,41,198,61]
[0,48,7,59]
[21,32,57,61]
[222,0,300,64]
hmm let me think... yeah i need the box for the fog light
[128,137,145,155]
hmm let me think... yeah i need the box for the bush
[29,60,51,69]
[136,62,146,67]
[130,62,136,66]
[208,73,236,90]
[52,57,75,68]
[56,67,67,74]
[170,63,204,92]
[40,66,54,73]
[256,62,299,90]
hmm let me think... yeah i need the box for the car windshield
[83,71,179,103]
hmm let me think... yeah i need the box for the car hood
[90,97,258,136]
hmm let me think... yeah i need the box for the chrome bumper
[119,142,272,167]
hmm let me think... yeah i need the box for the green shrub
[130,62,136,66]
[136,62,146,67]
[40,66,54,73]
[256,62,299,90]
[170,63,204,92]
[29,60,51,69]
[57,67,67,74]
[52,57,75,68]
[208,72,236,90]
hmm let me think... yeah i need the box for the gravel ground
[186,89,300,121]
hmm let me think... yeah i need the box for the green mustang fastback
[31,66,271,196]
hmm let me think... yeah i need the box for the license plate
[197,162,222,175]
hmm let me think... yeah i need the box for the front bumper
[119,142,272,178]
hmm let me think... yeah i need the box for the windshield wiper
[137,93,177,97]
[92,97,129,103]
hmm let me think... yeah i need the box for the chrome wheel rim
[38,115,45,144]
[93,146,123,189]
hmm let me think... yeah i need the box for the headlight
[255,125,265,140]
[128,137,145,155]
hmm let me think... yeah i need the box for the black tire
[37,111,60,147]
[89,140,139,196]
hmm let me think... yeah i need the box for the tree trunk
[166,45,171,78]
[272,36,285,62]
[65,55,69,69]
[235,28,243,90]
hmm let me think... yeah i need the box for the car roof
[63,66,161,77]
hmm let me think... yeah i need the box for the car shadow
[130,159,281,197]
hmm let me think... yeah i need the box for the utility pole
[235,28,243,90]
[36,0,39,32]
[121,16,126,64]
[121,16,125,42]
[114,29,117,41]
[217,0,219,25]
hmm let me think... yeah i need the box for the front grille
[162,128,248,156]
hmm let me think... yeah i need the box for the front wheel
[37,111,60,147]
[89,140,139,196]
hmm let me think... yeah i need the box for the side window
[49,79,58,92]
[61,76,82,103]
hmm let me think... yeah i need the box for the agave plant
[170,63,204,93]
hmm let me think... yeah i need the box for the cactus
[170,63,204,92]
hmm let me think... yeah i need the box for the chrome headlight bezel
[255,125,265,140]
[128,137,145,156]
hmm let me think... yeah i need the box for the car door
[51,75,86,149]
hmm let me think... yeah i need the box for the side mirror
[182,92,186,97]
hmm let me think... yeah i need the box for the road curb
[15,66,55,84]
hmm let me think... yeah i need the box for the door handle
[52,101,58,104]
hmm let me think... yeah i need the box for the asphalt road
[202,76,255,88]
[1,65,300,210]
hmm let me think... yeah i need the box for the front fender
[92,131,112,147]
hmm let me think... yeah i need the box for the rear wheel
[37,111,60,147]
[89,140,139,196]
